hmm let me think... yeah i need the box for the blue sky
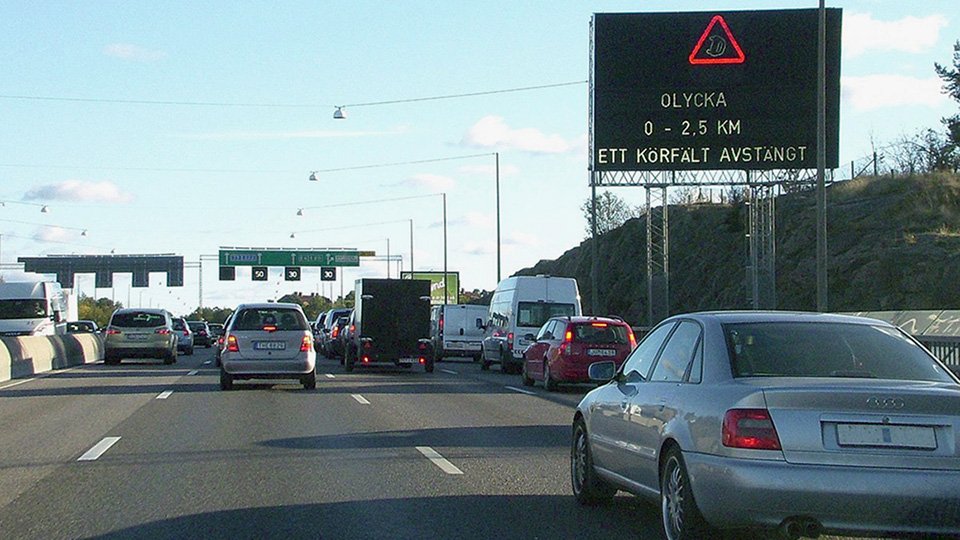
[1,1,957,314]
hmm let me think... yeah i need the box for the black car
[188,321,213,347]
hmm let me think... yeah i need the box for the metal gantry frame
[591,168,822,325]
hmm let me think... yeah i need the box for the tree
[935,40,960,148]
[78,296,124,328]
[580,190,639,238]
[185,306,234,324]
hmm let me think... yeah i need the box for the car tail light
[226,335,239,352]
[332,326,340,338]
[363,341,372,349]
[418,342,427,350]
[105,327,121,335]
[559,327,573,356]
[591,322,608,328]
[628,327,637,349]
[350,324,355,333]
[155,328,172,335]
[182,330,190,337]
[263,325,277,332]
[362,356,370,363]
[419,357,426,364]
[722,409,781,450]
[438,317,443,335]
[300,334,312,352]
[507,332,514,349]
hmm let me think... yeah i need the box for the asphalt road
[0,349,662,540]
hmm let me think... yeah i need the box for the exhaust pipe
[778,517,822,539]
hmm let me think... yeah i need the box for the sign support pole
[816,0,828,311]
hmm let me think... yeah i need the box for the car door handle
[620,400,629,412]
[658,398,667,412]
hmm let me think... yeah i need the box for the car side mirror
[588,361,617,382]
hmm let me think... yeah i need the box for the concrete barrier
[0,334,103,384]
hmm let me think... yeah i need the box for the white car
[220,303,317,390]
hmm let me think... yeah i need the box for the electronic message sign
[591,9,841,171]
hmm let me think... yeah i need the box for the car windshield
[724,322,956,383]
[573,323,629,344]
[111,312,166,328]
[516,302,576,328]
[0,299,47,319]
[233,308,308,331]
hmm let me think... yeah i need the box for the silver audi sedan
[571,311,960,539]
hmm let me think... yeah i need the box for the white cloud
[33,226,74,243]
[429,211,494,229]
[103,43,167,62]
[503,232,538,247]
[461,116,577,154]
[23,180,134,204]
[843,13,948,58]
[461,241,497,256]
[458,163,521,177]
[842,74,948,111]
[178,127,409,141]
[406,173,455,192]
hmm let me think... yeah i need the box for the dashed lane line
[440,369,458,375]
[351,394,370,405]
[505,385,536,396]
[187,370,199,376]
[325,374,336,379]
[156,390,173,400]
[78,437,121,461]
[416,446,464,475]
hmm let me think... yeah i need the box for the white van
[0,281,72,336]
[430,304,487,362]
[479,275,582,374]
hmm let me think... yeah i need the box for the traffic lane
[434,356,597,409]
[0,349,212,510]
[0,360,521,538]
[302,358,656,539]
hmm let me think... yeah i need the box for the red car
[521,316,636,391]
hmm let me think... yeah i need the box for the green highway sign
[219,249,360,267]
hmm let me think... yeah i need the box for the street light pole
[495,152,501,284]
[409,219,414,273]
[443,192,448,305]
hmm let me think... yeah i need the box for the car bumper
[685,451,960,535]
[105,347,172,359]
[222,356,315,376]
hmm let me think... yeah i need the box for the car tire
[302,371,317,390]
[344,346,355,373]
[571,418,616,505]
[425,356,435,373]
[219,368,233,391]
[186,346,194,356]
[660,447,714,540]
[522,362,535,387]
[480,347,491,371]
[544,361,558,391]
[163,350,176,365]
[104,353,120,366]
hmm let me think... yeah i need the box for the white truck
[0,281,75,336]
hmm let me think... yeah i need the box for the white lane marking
[325,374,335,379]
[0,378,35,390]
[416,446,463,475]
[440,369,458,375]
[0,363,88,390]
[78,437,121,461]
[156,390,173,400]
[351,394,370,405]
[188,370,199,376]
[505,385,536,396]
[203,361,211,365]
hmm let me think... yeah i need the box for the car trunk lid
[755,379,960,470]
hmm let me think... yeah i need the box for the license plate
[837,423,937,450]
[254,341,286,351]
[398,358,415,364]
[587,349,617,357]
[126,334,148,341]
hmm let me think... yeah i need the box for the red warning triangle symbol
[689,15,745,65]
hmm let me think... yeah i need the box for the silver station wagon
[220,303,317,390]
[571,311,960,539]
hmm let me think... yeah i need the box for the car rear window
[188,322,206,331]
[233,308,308,331]
[517,302,576,328]
[172,319,187,331]
[724,322,957,383]
[112,311,166,328]
[572,323,630,344]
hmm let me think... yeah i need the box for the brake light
[591,322,608,328]
[722,409,781,450]
[332,326,340,338]
[628,327,637,349]
[419,357,426,364]
[182,330,190,337]
[263,325,277,332]
[560,327,573,356]
[226,335,239,352]
[564,330,573,342]
[300,334,312,352]
[439,317,443,335]
[362,356,370,363]
[507,332,514,348]
[350,324,355,333]
[155,328,171,335]
[105,328,121,335]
